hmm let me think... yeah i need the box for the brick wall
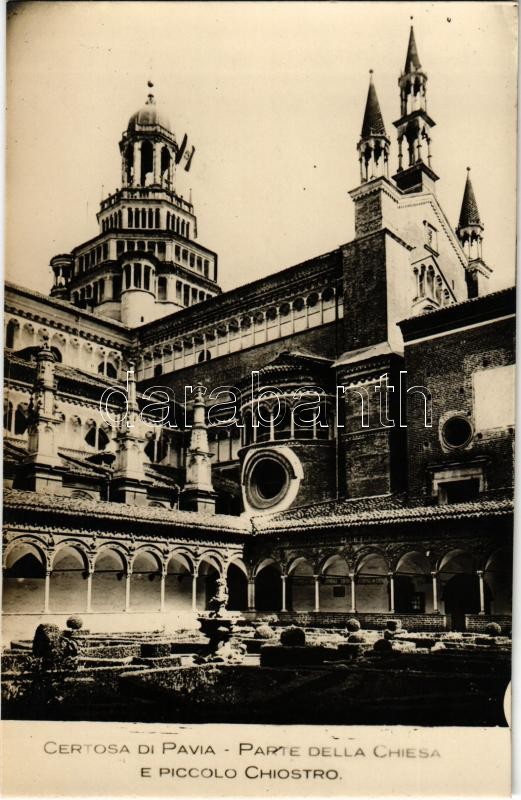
[275,611,448,632]
[404,316,515,501]
[337,355,407,498]
[342,231,387,351]
[465,614,512,634]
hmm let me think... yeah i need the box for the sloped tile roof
[252,493,513,533]
[3,488,250,532]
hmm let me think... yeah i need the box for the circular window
[247,456,290,509]
[442,415,473,448]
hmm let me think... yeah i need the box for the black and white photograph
[1,1,516,795]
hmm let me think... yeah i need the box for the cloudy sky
[6,1,517,295]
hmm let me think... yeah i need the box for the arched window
[274,401,291,440]
[85,424,109,451]
[98,361,117,379]
[134,263,142,288]
[157,276,167,301]
[186,223,190,238]
[154,364,163,376]
[4,400,13,432]
[14,404,28,435]
[6,319,18,349]
[181,220,186,236]
[143,265,151,292]
[128,208,133,227]
[141,209,146,228]
[161,145,171,184]
[148,209,154,228]
[256,404,271,442]
[144,434,168,463]
[140,140,153,185]
[155,209,160,228]
[198,349,211,363]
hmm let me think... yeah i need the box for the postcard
[2,1,516,796]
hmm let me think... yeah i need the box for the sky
[6,1,518,295]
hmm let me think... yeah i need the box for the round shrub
[254,624,276,640]
[32,624,61,658]
[346,618,361,632]
[66,616,84,631]
[280,626,306,646]
[385,619,402,633]
[348,632,366,644]
[485,622,502,637]
[373,637,393,653]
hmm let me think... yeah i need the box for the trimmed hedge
[254,625,276,640]
[260,645,338,667]
[280,627,306,646]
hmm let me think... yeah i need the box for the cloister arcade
[249,545,511,628]
[2,539,248,617]
[3,538,511,630]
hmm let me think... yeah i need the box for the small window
[117,241,125,255]
[189,253,195,268]
[182,249,188,261]
[175,245,181,260]
[333,586,346,598]
[442,479,480,504]
[103,243,109,259]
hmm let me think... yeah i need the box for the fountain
[197,577,244,662]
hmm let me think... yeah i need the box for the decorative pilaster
[431,571,439,613]
[281,574,287,612]
[111,365,151,504]
[21,345,63,492]
[181,387,217,514]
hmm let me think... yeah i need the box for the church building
[3,27,514,642]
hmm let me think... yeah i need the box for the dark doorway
[227,564,248,611]
[443,574,490,630]
[255,565,282,612]
[204,567,219,610]
[394,575,426,614]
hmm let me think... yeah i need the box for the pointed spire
[458,167,482,228]
[456,168,491,297]
[357,72,390,184]
[404,24,421,72]
[361,71,387,138]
